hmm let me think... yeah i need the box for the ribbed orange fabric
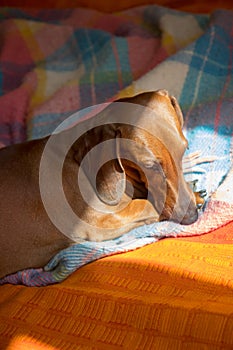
[1,221,233,349]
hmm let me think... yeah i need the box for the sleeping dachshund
[0,90,205,278]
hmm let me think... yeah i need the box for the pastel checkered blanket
[0,5,233,286]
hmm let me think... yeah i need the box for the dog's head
[72,90,198,225]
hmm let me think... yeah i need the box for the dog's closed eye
[143,159,160,170]
[142,159,166,178]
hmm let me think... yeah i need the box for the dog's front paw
[194,189,207,209]
[187,179,207,209]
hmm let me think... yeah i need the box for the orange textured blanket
[0,221,233,349]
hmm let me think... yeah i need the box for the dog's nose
[168,194,198,225]
[180,203,198,225]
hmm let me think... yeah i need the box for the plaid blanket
[0,5,233,286]
[0,5,209,146]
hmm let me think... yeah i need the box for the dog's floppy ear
[73,125,126,206]
[95,131,126,205]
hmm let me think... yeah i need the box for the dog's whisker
[183,166,207,174]
[183,151,202,162]
[183,152,224,165]
[182,151,224,175]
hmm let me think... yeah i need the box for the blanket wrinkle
[0,5,207,143]
[0,5,233,286]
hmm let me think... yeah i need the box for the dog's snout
[170,200,198,225]
[166,181,199,225]
[180,203,198,225]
